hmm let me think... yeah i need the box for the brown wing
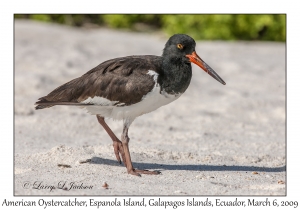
[35,55,162,109]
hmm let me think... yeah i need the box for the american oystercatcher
[35,34,226,176]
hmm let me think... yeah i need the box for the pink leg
[121,121,161,176]
[96,115,127,166]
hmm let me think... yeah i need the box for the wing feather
[35,55,162,110]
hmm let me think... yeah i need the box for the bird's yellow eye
[177,43,183,50]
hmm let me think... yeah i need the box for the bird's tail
[35,98,55,110]
[34,76,86,110]
[35,98,91,110]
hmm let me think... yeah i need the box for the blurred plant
[101,14,161,29]
[161,14,286,41]
[14,14,286,41]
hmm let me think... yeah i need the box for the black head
[162,34,226,85]
[163,34,196,56]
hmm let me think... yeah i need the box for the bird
[35,34,226,176]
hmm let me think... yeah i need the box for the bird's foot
[113,140,127,166]
[128,169,161,177]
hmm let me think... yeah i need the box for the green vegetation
[15,14,286,41]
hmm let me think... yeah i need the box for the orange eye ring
[177,43,183,50]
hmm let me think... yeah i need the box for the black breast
[158,56,192,94]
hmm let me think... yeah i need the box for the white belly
[82,70,181,120]
[83,84,181,120]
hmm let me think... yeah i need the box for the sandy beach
[14,20,285,195]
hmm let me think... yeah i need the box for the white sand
[14,20,285,195]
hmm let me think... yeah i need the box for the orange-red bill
[186,51,226,85]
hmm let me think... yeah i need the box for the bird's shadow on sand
[90,157,285,173]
